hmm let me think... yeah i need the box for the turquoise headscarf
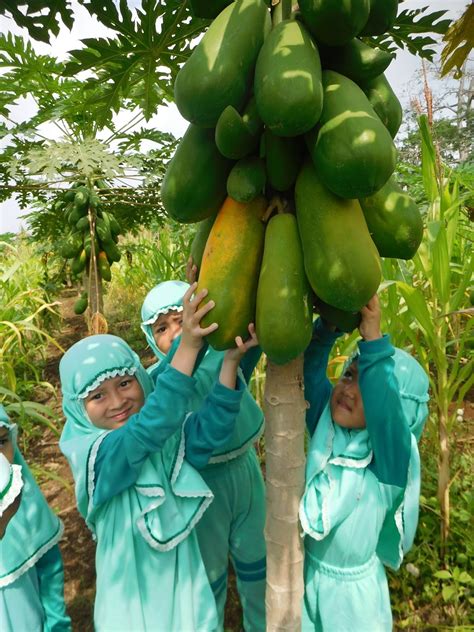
[141,280,190,361]
[0,405,63,588]
[59,334,213,547]
[300,347,429,570]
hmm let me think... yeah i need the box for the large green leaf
[65,0,208,121]
[365,7,451,61]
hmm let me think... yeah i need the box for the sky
[0,0,470,233]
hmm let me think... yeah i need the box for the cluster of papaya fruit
[161,0,424,364]
[55,183,122,314]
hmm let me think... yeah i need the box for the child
[59,283,258,631]
[141,277,266,631]
[0,404,71,632]
[299,295,429,631]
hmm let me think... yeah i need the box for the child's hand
[225,323,259,363]
[180,282,218,351]
[359,294,382,341]
[186,256,198,284]
[219,324,258,389]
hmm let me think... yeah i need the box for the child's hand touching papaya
[359,294,382,342]
[219,324,259,389]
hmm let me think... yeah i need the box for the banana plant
[380,114,473,556]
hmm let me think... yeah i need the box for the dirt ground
[27,291,243,631]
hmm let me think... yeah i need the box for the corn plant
[379,115,473,556]
[1,241,62,382]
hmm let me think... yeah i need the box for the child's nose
[109,390,125,409]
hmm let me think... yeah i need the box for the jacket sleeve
[35,544,71,632]
[239,346,263,384]
[93,364,196,505]
[358,335,412,488]
[184,376,246,469]
[304,319,343,436]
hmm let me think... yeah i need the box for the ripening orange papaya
[197,196,267,350]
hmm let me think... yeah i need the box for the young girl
[299,295,429,631]
[141,277,266,631]
[59,284,258,631]
[0,404,71,632]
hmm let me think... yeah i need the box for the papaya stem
[263,195,289,222]
[272,0,292,25]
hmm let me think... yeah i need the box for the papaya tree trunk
[264,355,306,631]
[86,211,106,334]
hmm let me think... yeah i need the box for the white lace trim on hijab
[0,464,23,517]
[77,366,138,400]
[142,305,184,326]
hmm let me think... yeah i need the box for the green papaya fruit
[60,232,83,259]
[74,294,88,315]
[215,96,263,160]
[162,124,234,223]
[359,176,424,259]
[88,191,101,210]
[359,73,402,139]
[97,251,112,282]
[298,0,370,46]
[188,0,232,19]
[73,186,90,213]
[254,20,323,137]
[103,240,121,263]
[256,213,312,364]
[264,130,304,192]
[318,38,393,83]
[64,190,76,202]
[360,0,398,36]
[68,206,85,227]
[190,215,217,271]
[96,217,113,245]
[227,157,266,203]
[306,70,397,198]
[102,211,121,238]
[295,161,381,311]
[76,215,90,232]
[83,232,100,257]
[315,297,361,333]
[174,0,271,127]
[71,249,88,276]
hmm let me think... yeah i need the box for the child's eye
[89,392,103,401]
[119,379,132,388]
[0,438,9,447]
[156,326,166,334]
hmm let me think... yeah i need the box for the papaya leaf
[365,7,451,61]
[67,0,208,121]
[0,1,74,43]
[440,4,474,78]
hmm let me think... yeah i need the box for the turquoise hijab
[59,334,213,547]
[300,347,429,570]
[0,405,63,588]
[141,280,189,362]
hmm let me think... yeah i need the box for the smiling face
[330,361,366,430]
[84,375,145,430]
[151,310,183,355]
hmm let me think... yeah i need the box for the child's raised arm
[357,295,412,488]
